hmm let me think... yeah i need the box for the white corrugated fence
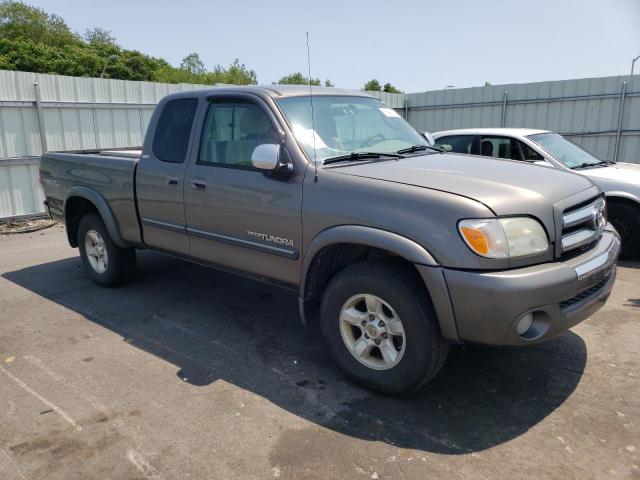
[0,70,638,219]
[406,75,640,164]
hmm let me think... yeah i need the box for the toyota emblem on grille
[592,203,605,231]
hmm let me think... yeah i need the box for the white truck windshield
[528,133,605,169]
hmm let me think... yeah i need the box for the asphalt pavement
[0,226,638,479]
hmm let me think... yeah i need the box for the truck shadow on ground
[3,250,587,455]
[618,260,640,270]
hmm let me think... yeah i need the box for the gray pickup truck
[40,86,620,394]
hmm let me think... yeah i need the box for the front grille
[560,196,605,258]
[559,275,610,310]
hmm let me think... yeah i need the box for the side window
[519,141,544,161]
[435,135,475,154]
[153,98,198,163]
[199,102,278,168]
[479,136,523,161]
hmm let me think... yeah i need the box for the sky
[32,0,640,92]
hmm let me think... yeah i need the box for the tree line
[0,1,401,92]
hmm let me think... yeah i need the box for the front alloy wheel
[320,260,449,395]
[340,294,406,370]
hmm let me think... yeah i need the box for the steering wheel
[359,133,386,148]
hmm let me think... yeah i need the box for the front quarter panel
[592,180,640,205]
[302,167,502,270]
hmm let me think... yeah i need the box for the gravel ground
[0,217,57,235]
[0,228,638,480]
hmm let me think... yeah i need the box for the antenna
[306,31,319,183]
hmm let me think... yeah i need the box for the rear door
[478,135,550,166]
[478,135,524,160]
[183,95,304,286]
[136,97,199,255]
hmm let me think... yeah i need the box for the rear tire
[77,212,136,287]
[320,260,448,395]
[608,203,640,259]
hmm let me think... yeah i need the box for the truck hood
[328,153,596,216]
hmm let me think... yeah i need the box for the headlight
[458,217,548,258]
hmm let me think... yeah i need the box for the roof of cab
[433,127,550,138]
[163,85,373,101]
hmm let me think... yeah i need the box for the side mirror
[251,144,280,171]
[421,132,436,145]
[251,144,293,176]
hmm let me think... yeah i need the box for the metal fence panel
[1,70,639,219]
[366,91,405,108]
[407,74,639,165]
[0,157,42,219]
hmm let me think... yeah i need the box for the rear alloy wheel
[84,229,109,274]
[78,212,136,287]
[320,260,449,395]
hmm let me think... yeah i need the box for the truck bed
[99,149,143,159]
[40,147,144,247]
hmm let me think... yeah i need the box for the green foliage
[84,27,116,46]
[383,82,401,93]
[0,38,101,77]
[363,79,381,91]
[153,58,256,85]
[364,79,402,93]
[0,37,166,80]
[220,58,257,85]
[324,79,334,87]
[0,0,80,48]
[0,1,258,85]
[180,52,205,75]
[277,72,321,86]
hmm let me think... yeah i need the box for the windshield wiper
[396,144,444,155]
[570,160,612,170]
[323,151,404,165]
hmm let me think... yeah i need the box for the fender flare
[605,191,640,205]
[299,225,438,301]
[64,186,127,248]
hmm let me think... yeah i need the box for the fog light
[516,313,533,336]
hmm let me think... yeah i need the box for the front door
[183,97,304,286]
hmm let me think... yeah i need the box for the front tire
[320,261,448,395]
[608,203,640,259]
[77,212,136,287]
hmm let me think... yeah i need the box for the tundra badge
[247,231,294,247]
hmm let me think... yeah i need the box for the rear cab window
[153,98,199,163]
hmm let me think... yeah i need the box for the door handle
[191,178,207,190]
[166,176,179,186]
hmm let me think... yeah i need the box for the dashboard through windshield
[276,95,427,164]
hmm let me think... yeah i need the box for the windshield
[528,133,602,169]
[276,95,427,164]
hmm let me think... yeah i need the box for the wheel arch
[298,225,439,325]
[64,186,126,248]
[605,192,640,208]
